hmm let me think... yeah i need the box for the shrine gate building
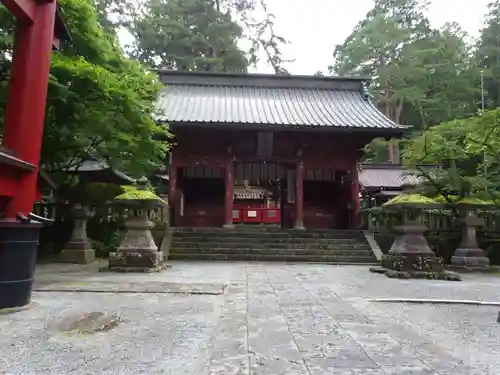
[156,71,402,230]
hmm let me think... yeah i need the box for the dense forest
[0,0,291,179]
[331,0,500,166]
[330,0,500,201]
[0,0,499,201]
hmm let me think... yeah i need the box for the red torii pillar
[1,0,58,217]
[0,0,65,310]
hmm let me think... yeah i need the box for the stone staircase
[168,227,377,264]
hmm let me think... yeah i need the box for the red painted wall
[171,128,367,228]
[173,129,368,167]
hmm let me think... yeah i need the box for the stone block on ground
[58,248,96,264]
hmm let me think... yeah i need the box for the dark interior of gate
[175,157,352,229]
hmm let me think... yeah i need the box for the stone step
[170,241,370,251]
[171,236,363,245]
[173,231,365,240]
[170,247,373,256]
[168,253,377,263]
[175,227,362,233]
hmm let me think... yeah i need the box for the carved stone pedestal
[450,210,490,271]
[103,211,167,273]
[59,205,95,264]
[370,214,460,281]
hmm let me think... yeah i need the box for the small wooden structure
[359,164,433,208]
[64,159,135,186]
[157,71,404,229]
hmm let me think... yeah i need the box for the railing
[33,202,169,223]
[360,208,500,233]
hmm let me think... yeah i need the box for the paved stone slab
[1,262,500,374]
[35,280,227,295]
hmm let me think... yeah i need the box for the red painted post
[3,0,57,217]
[350,165,360,228]
[223,159,234,228]
[294,160,305,230]
[2,0,36,23]
[168,163,177,226]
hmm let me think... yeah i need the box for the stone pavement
[1,262,500,375]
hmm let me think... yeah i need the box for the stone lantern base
[101,215,168,273]
[59,206,95,264]
[450,248,490,267]
[59,241,96,264]
[448,213,491,272]
[370,223,461,281]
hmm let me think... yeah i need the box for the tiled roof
[155,71,403,130]
[359,164,431,189]
[66,159,135,183]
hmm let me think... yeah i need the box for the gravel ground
[0,262,499,375]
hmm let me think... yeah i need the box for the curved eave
[161,120,406,136]
[155,84,404,132]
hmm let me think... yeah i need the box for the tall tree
[239,0,293,74]
[0,0,169,177]
[127,0,249,72]
[476,0,500,109]
[409,23,479,127]
[331,0,481,163]
[331,0,432,125]
[94,0,292,74]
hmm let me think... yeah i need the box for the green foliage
[92,229,124,258]
[331,0,482,140]
[403,109,500,205]
[127,0,249,72]
[94,0,291,74]
[0,0,171,178]
[83,182,124,203]
[476,0,500,109]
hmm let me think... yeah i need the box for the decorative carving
[370,201,461,281]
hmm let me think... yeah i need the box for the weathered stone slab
[305,352,379,369]
[49,311,122,335]
[34,281,227,295]
[250,356,308,375]
[378,365,438,374]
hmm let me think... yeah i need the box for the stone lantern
[370,194,460,281]
[104,180,169,272]
[450,198,491,270]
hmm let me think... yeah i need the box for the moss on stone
[115,186,166,204]
[456,197,492,205]
[383,194,437,207]
[433,195,493,206]
[434,195,460,204]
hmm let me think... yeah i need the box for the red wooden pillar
[294,160,305,230]
[350,165,360,228]
[3,0,57,217]
[223,159,234,228]
[168,164,177,226]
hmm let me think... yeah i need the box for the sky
[252,0,491,74]
[118,0,492,75]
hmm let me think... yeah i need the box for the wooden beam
[1,0,35,23]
